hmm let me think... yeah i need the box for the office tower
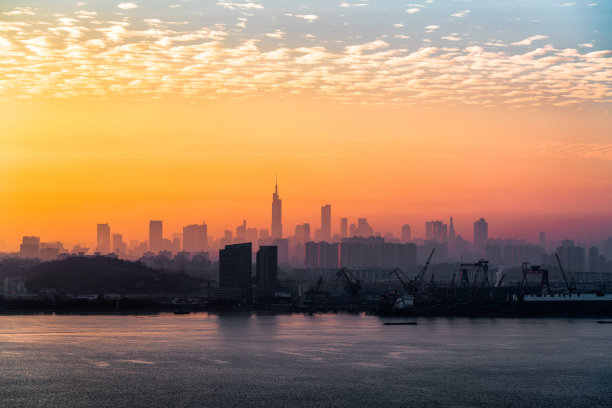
[183,224,207,253]
[273,238,289,265]
[340,218,348,238]
[149,220,163,254]
[349,223,356,237]
[355,218,374,237]
[271,177,282,239]
[220,230,233,249]
[302,223,311,243]
[473,218,488,255]
[539,231,546,249]
[219,243,252,289]
[259,229,270,241]
[236,220,247,243]
[256,246,278,297]
[557,243,585,273]
[425,221,447,243]
[321,204,331,241]
[448,218,455,243]
[401,224,411,243]
[20,236,40,258]
[112,233,127,255]
[97,223,111,254]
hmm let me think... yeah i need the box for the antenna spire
[275,172,278,194]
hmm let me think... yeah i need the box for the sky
[0,0,611,250]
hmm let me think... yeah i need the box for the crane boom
[419,248,436,281]
[555,252,573,293]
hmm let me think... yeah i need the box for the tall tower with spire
[271,174,282,239]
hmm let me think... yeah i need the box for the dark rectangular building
[219,243,252,289]
[256,246,278,297]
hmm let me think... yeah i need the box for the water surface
[0,313,610,407]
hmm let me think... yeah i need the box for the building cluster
[8,181,612,279]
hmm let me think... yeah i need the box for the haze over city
[1,0,611,252]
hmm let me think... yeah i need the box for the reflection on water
[0,313,610,407]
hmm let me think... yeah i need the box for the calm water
[0,313,610,407]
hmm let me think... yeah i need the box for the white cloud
[579,43,593,48]
[512,35,548,46]
[451,9,470,18]
[217,2,263,10]
[117,3,138,10]
[295,14,319,22]
[406,8,421,14]
[442,35,461,41]
[169,4,182,7]
[425,25,439,33]
[265,29,285,39]
[3,7,36,16]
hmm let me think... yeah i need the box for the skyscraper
[425,221,447,243]
[183,224,207,253]
[539,231,546,249]
[149,220,163,254]
[256,245,278,297]
[271,176,282,239]
[340,218,348,238]
[473,218,488,255]
[448,217,455,243]
[96,223,111,254]
[219,242,252,289]
[401,224,411,243]
[321,204,331,241]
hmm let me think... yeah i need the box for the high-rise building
[236,220,247,243]
[473,218,488,255]
[340,218,348,238]
[539,231,546,249]
[448,218,455,243]
[183,224,207,253]
[401,224,411,243]
[20,236,40,258]
[273,238,289,265]
[321,204,331,241]
[219,243,252,289]
[271,177,282,239]
[256,246,278,297]
[149,220,163,254]
[112,233,127,255]
[96,223,111,254]
[425,221,447,243]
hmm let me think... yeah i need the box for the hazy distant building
[112,233,127,255]
[321,204,331,241]
[256,246,278,297]
[96,223,111,254]
[20,236,40,258]
[473,218,488,255]
[448,217,456,258]
[149,220,163,254]
[401,224,411,243]
[557,242,585,273]
[236,220,247,243]
[271,179,282,239]
[219,243,252,290]
[273,238,289,265]
[425,221,447,243]
[340,218,348,239]
[183,224,207,253]
[354,218,374,237]
[539,231,546,250]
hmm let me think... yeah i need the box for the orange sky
[1,97,611,251]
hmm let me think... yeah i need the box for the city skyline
[4,177,611,258]
[1,1,611,250]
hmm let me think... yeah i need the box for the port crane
[555,253,577,294]
[304,276,324,306]
[520,263,551,295]
[336,268,361,300]
[415,248,435,292]
[388,268,417,294]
